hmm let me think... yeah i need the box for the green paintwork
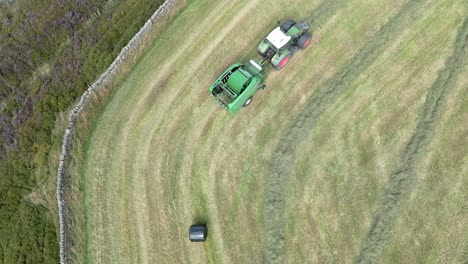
[286,26,300,37]
[256,20,310,70]
[271,49,292,68]
[209,63,264,113]
[210,20,311,112]
[258,39,270,55]
[227,69,249,94]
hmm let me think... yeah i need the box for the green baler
[209,60,265,113]
[210,19,311,112]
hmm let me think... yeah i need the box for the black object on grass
[189,224,207,242]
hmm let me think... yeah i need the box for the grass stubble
[356,17,468,264]
[264,0,428,262]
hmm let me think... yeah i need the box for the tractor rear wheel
[281,20,296,31]
[298,33,312,49]
[243,96,253,107]
[274,55,291,71]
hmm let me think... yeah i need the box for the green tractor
[258,20,312,70]
[209,20,311,113]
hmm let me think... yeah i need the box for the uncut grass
[284,0,466,263]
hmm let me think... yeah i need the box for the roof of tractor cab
[266,27,291,49]
[226,67,251,94]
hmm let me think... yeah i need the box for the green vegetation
[357,17,468,263]
[0,0,166,262]
[73,0,467,263]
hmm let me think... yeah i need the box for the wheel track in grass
[264,0,428,263]
[356,16,468,264]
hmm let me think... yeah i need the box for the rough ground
[78,0,467,263]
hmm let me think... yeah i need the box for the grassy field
[75,0,467,263]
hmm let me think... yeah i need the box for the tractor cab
[258,20,312,70]
[265,27,291,51]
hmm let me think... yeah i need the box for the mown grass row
[278,0,465,261]
[356,16,468,263]
[264,0,427,262]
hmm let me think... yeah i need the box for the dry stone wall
[56,1,176,263]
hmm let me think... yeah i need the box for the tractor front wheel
[275,55,291,71]
[298,33,312,49]
[243,96,253,107]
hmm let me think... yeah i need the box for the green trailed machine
[209,19,312,113]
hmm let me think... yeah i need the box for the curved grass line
[81,1,238,262]
[56,1,177,263]
[264,1,427,263]
[356,16,468,264]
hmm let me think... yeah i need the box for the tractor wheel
[243,96,253,107]
[298,33,312,49]
[274,55,291,71]
[281,20,296,31]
